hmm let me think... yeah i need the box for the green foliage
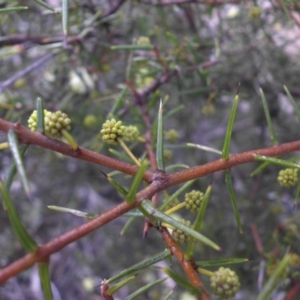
[1,1,300,300]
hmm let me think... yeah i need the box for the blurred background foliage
[1,0,300,299]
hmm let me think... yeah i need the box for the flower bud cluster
[164,129,179,143]
[185,190,204,213]
[171,219,191,244]
[210,267,240,299]
[28,109,71,138]
[123,125,140,142]
[278,168,298,187]
[100,119,126,145]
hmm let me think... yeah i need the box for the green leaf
[225,170,243,233]
[257,253,291,300]
[160,267,202,296]
[47,206,98,219]
[108,275,137,295]
[164,104,184,120]
[36,97,45,133]
[156,99,165,171]
[222,87,240,159]
[165,164,190,171]
[187,143,222,155]
[142,200,220,251]
[102,171,128,197]
[254,155,300,169]
[5,146,28,191]
[160,179,195,211]
[123,211,144,217]
[196,257,249,267]
[34,0,58,13]
[8,130,31,198]
[109,148,132,163]
[120,216,136,235]
[38,262,53,300]
[165,31,180,47]
[0,6,28,13]
[294,179,300,206]
[283,85,300,122]
[62,0,68,37]
[127,161,147,203]
[259,88,277,145]
[124,277,167,300]
[186,184,212,259]
[108,87,128,118]
[250,161,271,177]
[107,249,171,284]
[163,289,175,300]
[0,181,38,252]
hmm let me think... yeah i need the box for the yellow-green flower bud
[123,125,140,142]
[163,149,173,162]
[210,267,240,299]
[28,109,55,133]
[249,6,261,20]
[164,129,179,143]
[171,219,191,244]
[46,111,72,138]
[136,36,151,46]
[185,190,204,213]
[83,114,97,129]
[100,119,126,145]
[278,168,298,187]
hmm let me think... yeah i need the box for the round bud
[249,6,261,20]
[83,114,97,129]
[46,111,72,138]
[210,267,240,299]
[171,219,191,244]
[28,109,52,132]
[123,125,140,142]
[278,168,298,187]
[185,190,204,213]
[163,149,173,162]
[164,129,179,143]
[100,119,126,145]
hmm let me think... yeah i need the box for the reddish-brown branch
[284,281,300,300]
[0,182,161,283]
[2,118,300,295]
[160,227,211,300]
[166,142,300,187]
[2,118,300,190]
[250,223,264,255]
[0,119,154,182]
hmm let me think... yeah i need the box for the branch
[166,141,300,186]
[0,182,160,283]
[0,51,61,93]
[160,227,211,300]
[0,119,154,182]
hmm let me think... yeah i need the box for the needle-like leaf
[156,99,165,171]
[0,181,38,252]
[142,200,220,251]
[8,130,31,198]
[222,86,240,159]
[107,249,171,284]
[259,88,277,145]
[38,262,53,300]
[225,170,242,233]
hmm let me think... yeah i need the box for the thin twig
[0,51,61,93]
